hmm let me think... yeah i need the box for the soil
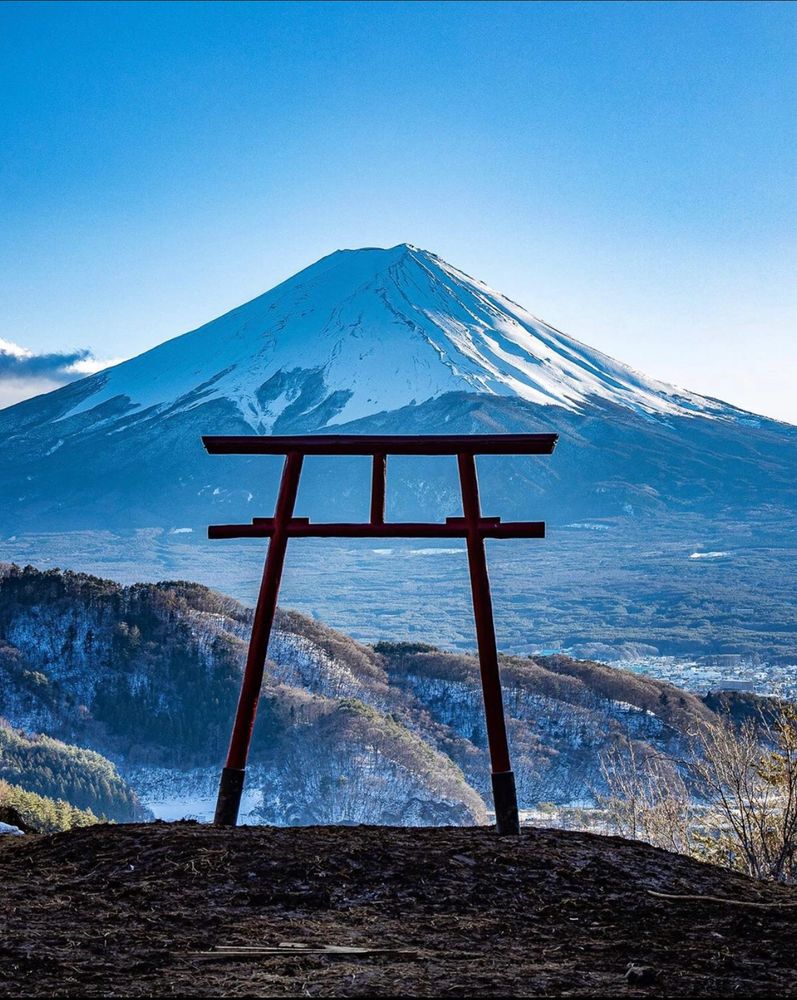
[0,822,795,997]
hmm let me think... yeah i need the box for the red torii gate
[204,432,558,835]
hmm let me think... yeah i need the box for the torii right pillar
[457,451,519,836]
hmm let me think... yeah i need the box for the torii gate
[204,433,558,835]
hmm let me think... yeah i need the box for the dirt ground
[0,821,795,997]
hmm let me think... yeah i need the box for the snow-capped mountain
[0,244,794,538]
[49,244,742,432]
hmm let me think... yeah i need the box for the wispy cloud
[0,338,124,409]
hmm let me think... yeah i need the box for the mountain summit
[46,244,745,434]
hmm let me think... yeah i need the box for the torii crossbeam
[204,433,558,835]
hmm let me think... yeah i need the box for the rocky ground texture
[0,822,795,997]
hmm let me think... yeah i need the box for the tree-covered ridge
[0,565,487,822]
[0,778,100,833]
[0,563,785,823]
[0,721,145,822]
[0,564,249,763]
[376,643,715,735]
[237,687,486,825]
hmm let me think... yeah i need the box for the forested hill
[0,721,145,823]
[0,563,766,824]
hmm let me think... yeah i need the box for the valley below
[4,506,795,680]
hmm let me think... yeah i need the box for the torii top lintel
[202,433,558,457]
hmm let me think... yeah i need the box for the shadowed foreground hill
[0,822,795,997]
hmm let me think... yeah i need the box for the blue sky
[1,1,795,419]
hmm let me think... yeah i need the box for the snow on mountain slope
[58,244,741,432]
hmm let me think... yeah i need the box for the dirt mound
[0,822,795,997]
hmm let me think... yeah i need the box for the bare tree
[689,704,797,882]
[599,735,692,855]
[600,703,797,884]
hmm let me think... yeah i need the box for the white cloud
[0,337,125,409]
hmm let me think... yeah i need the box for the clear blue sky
[1,1,795,420]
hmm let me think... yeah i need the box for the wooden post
[457,452,520,836]
[214,451,304,826]
[370,453,386,525]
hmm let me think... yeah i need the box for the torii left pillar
[214,452,303,825]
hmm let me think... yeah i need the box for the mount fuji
[1,245,795,657]
[20,243,748,430]
[1,243,794,524]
